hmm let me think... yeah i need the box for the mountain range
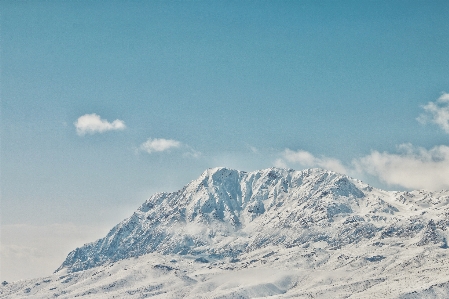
[3,167,449,298]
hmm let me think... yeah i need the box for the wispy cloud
[182,146,202,158]
[245,144,259,154]
[417,92,449,133]
[139,138,201,158]
[353,144,449,190]
[275,144,449,191]
[273,158,288,169]
[74,113,126,136]
[278,149,348,174]
[272,94,449,191]
[140,138,181,153]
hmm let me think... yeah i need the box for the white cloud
[279,149,348,174]
[353,144,449,191]
[417,92,449,133]
[138,138,201,158]
[283,149,316,166]
[74,113,126,136]
[140,138,181,154]
[276,144,449,191]
[273,158,288,168]
[439,93,449,103]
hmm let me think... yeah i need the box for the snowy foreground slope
[3,167,449,298]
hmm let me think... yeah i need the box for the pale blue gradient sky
[1,1,449,281]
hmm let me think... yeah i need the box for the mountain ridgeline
[58,167,449,273]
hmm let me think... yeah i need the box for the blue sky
[1,1,449,281]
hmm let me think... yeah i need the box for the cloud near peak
[74,114,126,136]
[354,144,449,190]
[276,144,449,191]
[280,148,348,174]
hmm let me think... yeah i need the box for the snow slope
[2,167,449,298]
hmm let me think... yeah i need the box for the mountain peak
[56,167,449,274]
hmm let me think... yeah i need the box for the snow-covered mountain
[3,167,449,298]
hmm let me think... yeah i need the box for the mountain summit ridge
[4,167,449,298]
[57,167,449,273]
